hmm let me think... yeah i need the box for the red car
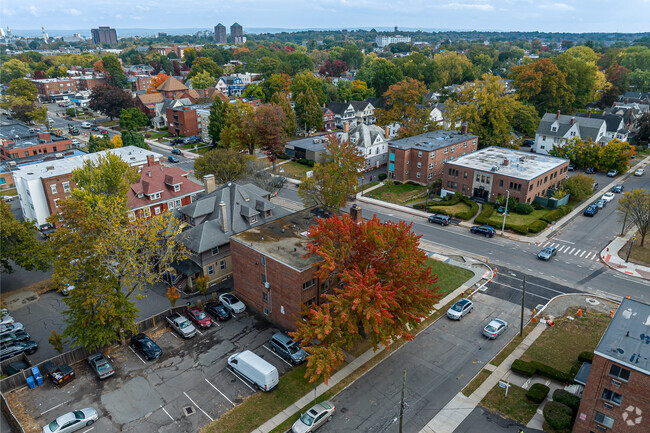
[186,307,212,329]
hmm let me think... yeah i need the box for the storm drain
[183,406,195,417]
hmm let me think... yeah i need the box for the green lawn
[150,131,172,139]
[358,181,379,192]
[462,369,492,397]
[277,161,313,180]
[367,182,426,205]
[480,383,539,424]
[618,238,650,267]
[425,258,474,297]
[486,209,551,226]
[490,321,536,367]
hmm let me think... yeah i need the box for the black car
[428,214,451,226]
[130,333,162,360]
[0,341,38,361]
[586,167,595,174]
[167,156,179,163]
[568,164,575,171]
[205,302,232,321]
[521,139,534,147]
[171,148,182,155]
[0,330,31,346]
[170,138,184,145]
[470,225,496,237]
[584,205,598,217]
[612,185,624,193]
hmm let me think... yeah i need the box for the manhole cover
[183,406,195,416]
[586,297,600,305]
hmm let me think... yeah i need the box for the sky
[3,0,650,34]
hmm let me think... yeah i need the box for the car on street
[167,155,179,163]
[90,125,99,132]
[594,199,606,209]
[634,168,644,176]
[0,330,31,345]
[130,333,162,360]
[87,353,115,380]
[568,164,575,171]
[205,302,232,321]
[42,408,98,433]
[1,340,38,360]
[470,225,496,237]
[586,167,595,174]
[219,293,246,314]
[601,192,616,203]
[447,298,474,320]
[269,332,308,364]
[0,322,25,336]
[186,307,213,329]
[170,138,184,145]
[1,309,14,325]
[607,169,618,177]
[171,148,182,155]
[70,139,80,145]
[80,122,92,129]
[612,185,624,193]
[583,205,598,217]
[39,222,55,238]
[482,319,508,339]
[428,214,451,226]
[291,401,336,433]
[537,246,558,261]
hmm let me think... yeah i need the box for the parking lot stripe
[184,392,213,421]
[41,400,71,416]
[227,367,255,391]
[262,345,292,367]
[168,330,178,339]
[128,346,146,365]
[195,328,203,336]
[160,405,174,421]
[81,428,94,433]
[205,378,235,406]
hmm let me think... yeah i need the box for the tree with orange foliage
[292,215,441,384]
[147,73,169,93]
[93,60,104,73]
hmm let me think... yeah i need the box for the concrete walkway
[600,227,650,280]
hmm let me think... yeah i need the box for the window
[168,200,175,210]
[175,199,181,207]
[416,172,420,178]
[50,184,58,194]
[212,247,219,255]
[417,162,421,168]
[250,215,257,224]
[429,163,434,169]
[430,152,435,159]
[418,151,422,158]
[143,207,151,218]
[428,173,433,179]
[174,185,181,192]
[54,198,60,207]
[594,412,615,429]
[601,389,622,406]
[220,260,226,270]
[609,364,630,381]
[207,265,214,275]
[62,181,70,193]
[262,292,268,302]
[261,256,266,266]
[150,192,161,200]
[451,146,455,152]
[444,148,449,154]
[464,171,468,179]
[303,278,316,290]
[154,206,161,215]
[128,212,135,222]
[464,142,467,148]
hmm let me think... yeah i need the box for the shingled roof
[157,76,189,92]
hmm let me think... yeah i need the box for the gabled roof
[575,112,624,134]
[350,100,373,112]
[536,113,606,142]
[127,160,203,210]
[157,76,189,92]
[340,123,386,149]
[327,101,354,116]
[137,93,164,107]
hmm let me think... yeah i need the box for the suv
[470,225,496,237]
[170,138,184,145]
[428,214,451,226]
[269,332,308,364]
[171,148,182,155]
[447,299,474,320]
[583,205,598,217]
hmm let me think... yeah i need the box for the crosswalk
[542,242,599,261]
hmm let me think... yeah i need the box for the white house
[350,101,376,125]
[339,123,389,170]
[327,102,356,129]
[533,112,607,155]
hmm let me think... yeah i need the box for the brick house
[321,107,335,131]
[31,76,108,100]
[572,298,649,433]
[127,155,203,221]
[1,123,74,161]
[440,146,570,204]
[166,103,210,137]
[134,75,155,92]
[230,207,349,331]
[387,127,478,184]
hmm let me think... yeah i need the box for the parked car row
[0,317,39,361]
[446,299,509,340]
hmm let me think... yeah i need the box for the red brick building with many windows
[31,76,108,100]
[127,155,203,220]
[572,298,649,433]
[387,127,478,184]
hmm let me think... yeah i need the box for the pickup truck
[166,313,197,339]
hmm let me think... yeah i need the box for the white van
[228,350,279,391]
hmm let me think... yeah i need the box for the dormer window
[174,185,181,192]
[150,192,161,200]
[250,215,257,224]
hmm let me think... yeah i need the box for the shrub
[406,181,421,186]
[511,359,536,376]
[532,201,544,210]
[541,205,572,223]
[515,203,535,214]
[528,220,548,233]
[456,199,479,220]
[510,360,573,382]
[552,389,581,412]
[578,351,594,363]
[144,133,152,138]
[378,173,387,181]
[507,223,529,235]
[543,401,573,430]
[474,204,495,225]
[526,383,550,404]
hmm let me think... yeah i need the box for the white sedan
[219,293,246,314]
[635,168,645,176]
[601,192,616,203]
[42,408,98,433]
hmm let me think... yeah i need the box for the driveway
[7,310,299,432]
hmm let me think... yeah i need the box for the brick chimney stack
[588,110,591,118]
[344,121,350,133]
[350,204,361,222]
[570,117,575,125]
[203,174,216,194]
[384,125,390,139]
[556,110,561,119]
[461,123,468,134]
[220,201,228,233]
[146,155,155,166]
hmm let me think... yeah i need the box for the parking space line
[205,378,235,406]
[262,345,293,367]
[184,392,213,421]
[41,400,71,416]
[196,328,203,336]
[227,368,255,391]
[128,346,147,365]
[168,331,178,339]
[160,405,174,421]
[81,428,94,433]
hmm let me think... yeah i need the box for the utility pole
[501,189,510,236]
[399,371,406,433]
[625,234,636,263]
[520,275,526,337]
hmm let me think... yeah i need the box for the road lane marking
[612,274,649,286]
[41,400,71,416]
[227,367,256,391]
[555,239,575,244]
[205,378,236,406]
[573,249,581,255]
[558,246,568,253]
[128,346,146,364]
[585,252,594,260]
[496,274,569,296]
[262,345,293,367]
[490,281,552,301]
[160,405,174,421]
[580,251,586,257]
[568,248,576,254]
[184,391,213,421]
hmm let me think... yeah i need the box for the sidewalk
[600,228,650,280]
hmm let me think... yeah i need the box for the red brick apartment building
[387,126,478,184]
[230,207,353,331]
[572,297,649,433]
[31,76,108,100]
[441,146,570,204]
[167,103,211,137]
[1,133,73,160]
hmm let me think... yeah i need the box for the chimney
[146,155,155,166]
[587,110,591,118]
[350,204,361,222]
[461,123,468,134]
[203,174,216,194]
[384,125,390,139]
[570,117,575,125]
[503,159,509,166]
[556,110,560,119]
[220,201,228,233]
[344,121,350,133]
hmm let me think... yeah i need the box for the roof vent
[490,166,498,172]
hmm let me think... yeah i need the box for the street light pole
[501,190,510,236]
[361,176,365,197]
[626,234,636,263]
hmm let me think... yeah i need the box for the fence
[1,392,25,433]
[534,193,570,209]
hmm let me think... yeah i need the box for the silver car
[537,246,558,261]
[447,299,474,320]
[292,401,336,433]
[483,319,508,339]
[42,408,98,433]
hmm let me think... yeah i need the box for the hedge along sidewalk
[253,253,488,433]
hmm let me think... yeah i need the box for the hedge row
[541,205,572,223]
[474,204,495,225]
[417,194,479,220]
[511,359,573,382]
[296,158,315,167]
[543,401,574,430]
[528,220,548,233]
[552,389,581,412]
[526,383,550,404]
[578,351,594,363]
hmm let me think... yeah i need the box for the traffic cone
[577,308,583,317]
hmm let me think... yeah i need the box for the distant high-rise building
[214,23,227,44]
[91,26,118,45]
[230,22,243,44]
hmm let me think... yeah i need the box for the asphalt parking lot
[6,309,297,433]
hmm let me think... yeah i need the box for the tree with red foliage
[252,104,287,171]
[147,73,169,93]
[292,215,441,384]
[319,59,348,77]
[33,70,46,80]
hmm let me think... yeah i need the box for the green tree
[618,189,650,246]
[7,98,47,125]
[619,46,650,72]
[101,54,127,88]
[119,107,149,131]
[261,73,291,102]
[0,59,30,84]
[434,51,474,86]
[0,201,51,274]
[548,137,600,168]
[242,82,265,100]
[553,50,599,107]
[207,96,227,146]
[509,59,574,113]
[194,148,253,184]
[270,91,297,136]
[376,78,430,138]
[629,70,650,93]
[88,134,115,153]
[357,58,403,96]
[294,88,323,132]
[510,103,540,137]
[597,139,635,173]
[340,44,364,69]
[190,70,216,89]
[220,102,256,153]
[286,53,314,75]
[5,78,37,101]
[256,57,281,77]
[182,47,198,67]
[561,174,595,201]
[121,130,150,150]
[291,71,326,105]
[187,57,223,79]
